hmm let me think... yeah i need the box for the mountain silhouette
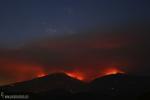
[89,73,150,99]
[1,73,85,93]
[1,73,150,100]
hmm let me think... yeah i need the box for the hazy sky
[0,0,149,47]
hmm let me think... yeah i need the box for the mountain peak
[105,72,127,77]
[2,72,85,93]
[91,73,128,83]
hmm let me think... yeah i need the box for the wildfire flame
[37,73,47,78]
[104,68,125,76]
[66,72,84,81]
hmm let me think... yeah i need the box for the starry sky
[0,0,150,85]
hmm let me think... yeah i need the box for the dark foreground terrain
[1,73,150,100]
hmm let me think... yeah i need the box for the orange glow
[37,72,47,78]
[104,68,125,76]
[66,72,84,81]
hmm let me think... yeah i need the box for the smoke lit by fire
[37,72,47,78]
[103,68,125,76]
[65,72,84,81]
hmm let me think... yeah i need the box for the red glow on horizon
[65,72,84,81]
[37,72,47,78]
[103,68,125,76]
[63,67,125,82]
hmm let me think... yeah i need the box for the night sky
[0,0,150,85]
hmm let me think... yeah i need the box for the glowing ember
[66,72,84,81]
[104,68,125,75]
[37,73,47,78]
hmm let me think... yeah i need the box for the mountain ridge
[1,72,150,100]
